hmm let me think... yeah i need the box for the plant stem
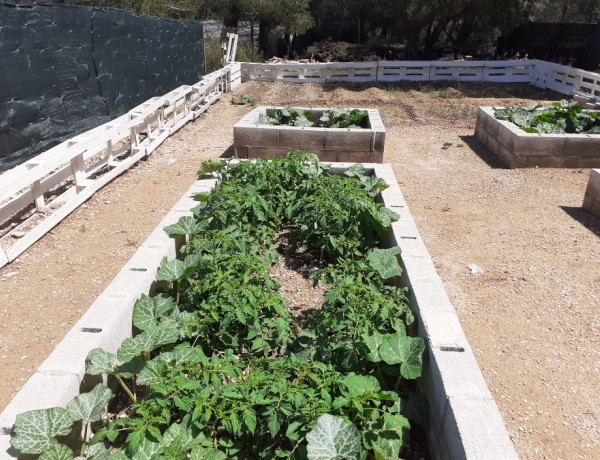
[115,374,137,404]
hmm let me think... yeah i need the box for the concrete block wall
[475,107,600,168]
[233,107,385,163]
[583,169,600,218]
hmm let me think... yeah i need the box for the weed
[442,205,451,212]
[442,142,453,150]
[126,238,137,247]
[78,224,86,233]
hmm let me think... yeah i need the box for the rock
[468,263,484,275]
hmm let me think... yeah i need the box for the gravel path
[1,81,599,459]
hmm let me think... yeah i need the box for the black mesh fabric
[0,3,204,171]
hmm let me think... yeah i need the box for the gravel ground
[1,80,599,459]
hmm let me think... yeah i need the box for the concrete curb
[0,163,516,459]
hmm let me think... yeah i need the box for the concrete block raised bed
[475,106,600,168]
[233,107,385,163]
[0,163,516,459]
[583,169,600,218]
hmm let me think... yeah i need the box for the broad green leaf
[379,333,425,379]
[132,294,176,331]
[39,443,73,460]
[119,357,145,378]
[342,374,380,397]
[344,164,366,179]
[163,417,197,450]
[155,258,186,282]
[132,436,165,460]
[197,158,226,178]
[367,247,402,280]
[86,442,112,460]
[163,216,205,237]
[86,348,119,375]
[372,437,402,460]
[117,325,179,362]
[107,450,128,459]
[360,330,384,362]
[11,408,74,454]
[374,207,399,228]
[136,357,168,385]
[190,447,227,460]
[306,414,362,460]
[66,384,113,424]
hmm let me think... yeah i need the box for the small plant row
[10,153,426,460]
[494,99,600,134]
[259,107,369,129]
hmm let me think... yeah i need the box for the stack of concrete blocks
[573,92,600,110]
[583,169,600,218]
[233,107,385,163]
[475,107,600,168]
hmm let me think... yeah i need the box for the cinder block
[325,130,373,151]
[496,122,515,151]
[314,150,339,162]
[485,135,500,155]
[495,145,515,168]
[409,278,458,316]
[444,395,518,459]
[248,147,291,158]
[419,311,469,351]
[590,198,600,218]
[563,135,600,158]
[74,296,135,355]
[373,131,386,152]
[582,194,594,211]
[338,150,383,163]
[475,107,489,132]
[234,145,249,158]
[513,134,565,157]
[474,122,487,145]
[525,156,577,168]
[0,373,80,429]
[279,128,325,149]
[233,126,279,148]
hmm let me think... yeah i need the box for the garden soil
[1,81,599,459]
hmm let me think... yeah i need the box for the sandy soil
[1,80,599,459]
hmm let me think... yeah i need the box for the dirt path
[2,81,599,459]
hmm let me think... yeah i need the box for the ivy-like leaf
[360,330,383,362]
[86,348,119,375]
[85,442,113,460]
[197,158,226,178]
[379,333,425,379]
[132,436,165,460]
[66,384,113,425]
[190,447,227,460]
[39,443,73,460]
[306,414,362,460]
[163,216,205,237]
[342,374,380,397]
[132,294,176,331]
[155,258,186,282]
[367,247,402,280]
[117,325,180,362]
[344,163,366,179]
[136,357,168,385]
[374,207,399,228]
[11,408,74,454]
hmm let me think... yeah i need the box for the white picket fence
[241,59,600,98]
[0,63,241,269]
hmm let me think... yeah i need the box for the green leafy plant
[494,99,600,134]
[258,107,368,129]
[11,154,426,459]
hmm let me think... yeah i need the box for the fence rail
[242,59,600,98]
[0,63,241,269]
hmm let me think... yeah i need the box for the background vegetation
[69,0,600,60]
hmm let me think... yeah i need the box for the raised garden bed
[475,107,600,168]
[233,107,385,163]
[0,158,516,459]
